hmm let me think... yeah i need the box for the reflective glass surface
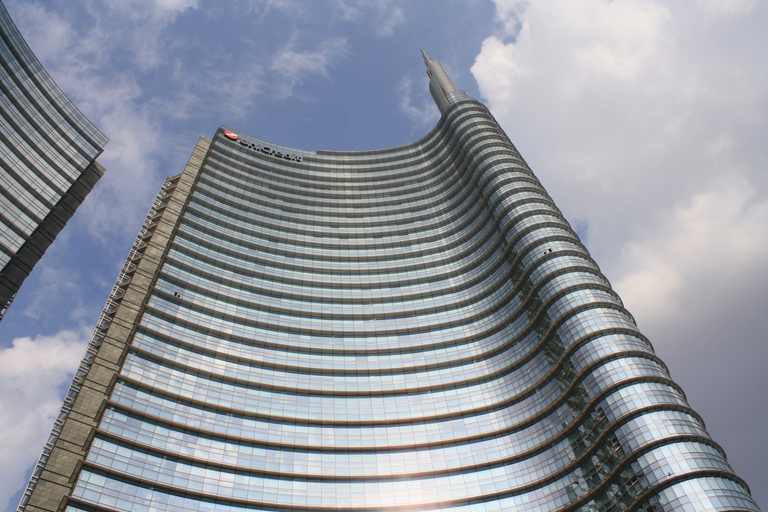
[66,102,759,511]
[0,2,107,271]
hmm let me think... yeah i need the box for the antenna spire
[421,50,469,114]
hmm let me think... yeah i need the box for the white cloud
[335,0,363,21]
[102,0,199,69]
[194,63,265,117]
[152,0,199,12]
[373,2,405,37]
[102,0,199,23]
[7,0,196,73]
[19,250,91,324]
[76,74,170,240]
[397,76,440,129]
[0,329,89,512]
[335,0,406,36]
[695,0,756,17]
[472,0,768,264]
[261,0,309,13]
[615,177,768,321]
[5,3,74,63]
[270,37,349,98]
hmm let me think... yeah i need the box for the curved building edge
[0,0,109,320]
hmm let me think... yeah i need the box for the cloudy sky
[1,0,766,510]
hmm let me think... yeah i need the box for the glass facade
[0,0,108,320]
[20,57,759,512]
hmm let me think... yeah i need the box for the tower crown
[421,50,469,113]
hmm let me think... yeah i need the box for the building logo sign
[223,130,303,162]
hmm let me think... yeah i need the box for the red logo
[223,130,238,140]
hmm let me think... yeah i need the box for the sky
[0,0,766,510]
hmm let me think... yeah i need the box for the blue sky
[1,0,767,510]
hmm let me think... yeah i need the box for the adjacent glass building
[0,0,108,320]
[19,53,759,512]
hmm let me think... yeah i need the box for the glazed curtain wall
[67,100,758,512]
[0,1,108,313]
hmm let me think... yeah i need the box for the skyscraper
[19,53,759,512]
[0,1,108,321]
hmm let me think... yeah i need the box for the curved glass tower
[20,54,759,512]
[0,1,108,320]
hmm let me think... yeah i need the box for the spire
[421,50,469,114]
